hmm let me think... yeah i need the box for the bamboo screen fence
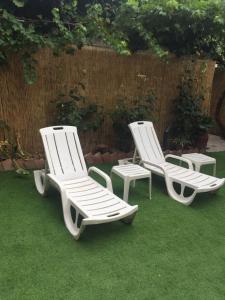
[0,46,215,154]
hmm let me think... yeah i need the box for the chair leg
[165,177,197,206]
[121,210,137,224]
[34,170,50,196]
[132,148,137,163]
[61,193,86,240]
[213,163,216,176]
[195,164,201,172]
[149,176,152,200]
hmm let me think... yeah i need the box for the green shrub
[113,0,225,65]
[54,86,104,132]
[169,70,212,150]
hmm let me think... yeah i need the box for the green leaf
[12,0,25,8]
[16,168,30,175]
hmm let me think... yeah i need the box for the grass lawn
[0,152,225,300]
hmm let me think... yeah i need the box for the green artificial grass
[0,152,225,300]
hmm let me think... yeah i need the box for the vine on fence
[169,68,212,150]
[54,85,104,132]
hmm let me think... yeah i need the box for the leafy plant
[54,86,104,132]
[110,92,156,151]
[169,70,212,150]
[112,0,225,66]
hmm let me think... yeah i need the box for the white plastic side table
[181,153,216,176]
[111,163,152,202]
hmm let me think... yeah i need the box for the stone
[92,144,111,154]
[84,153,94,164]
[0,162,4,172]
[92,152,103,164]
[23,159,36,170]
[117,152,130,160]
[102,152,112,163]
[2,159,14,171]
[35,159,45,169]
[109,152,119,163]
[14,159,25,169]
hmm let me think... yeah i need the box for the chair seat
[145,162,224,191]
[62,176,131,219]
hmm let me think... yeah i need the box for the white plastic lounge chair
[129,121,225,206]
[34,126,138,240]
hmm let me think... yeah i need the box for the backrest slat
[53,131,76,174]
[134,127,151,162]
[65,131,86,173]
[42,135,55,174]
[129,121,165,163]
[44,134,64,175]
[40,126,87,178]
[149,126,164,158]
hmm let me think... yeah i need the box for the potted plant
[195,115,212,151]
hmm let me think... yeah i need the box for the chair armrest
[165,154,193,170]
[142,160,168,176]
[142,160,177,191]
[88,167,113,192]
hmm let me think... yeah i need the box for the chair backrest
[129,121,165,164]
[40,126,87,178]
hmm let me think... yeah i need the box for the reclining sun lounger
[34,126,138,239]
[129,121,225,206]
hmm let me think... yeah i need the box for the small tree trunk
[215,90,225,138]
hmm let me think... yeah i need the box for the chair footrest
[83,205,138,225]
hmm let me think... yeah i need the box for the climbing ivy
[113,0,225,64]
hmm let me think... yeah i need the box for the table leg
[149,176,152,200]
[213,163,216,176]
[123,178,130,203]
[133,148,137,163]
[195,163,201,172]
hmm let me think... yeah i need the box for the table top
[181,153,216,163]
[112,163,151,177]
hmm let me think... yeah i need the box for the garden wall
[0,46,215,155]
[211,69,225,136]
